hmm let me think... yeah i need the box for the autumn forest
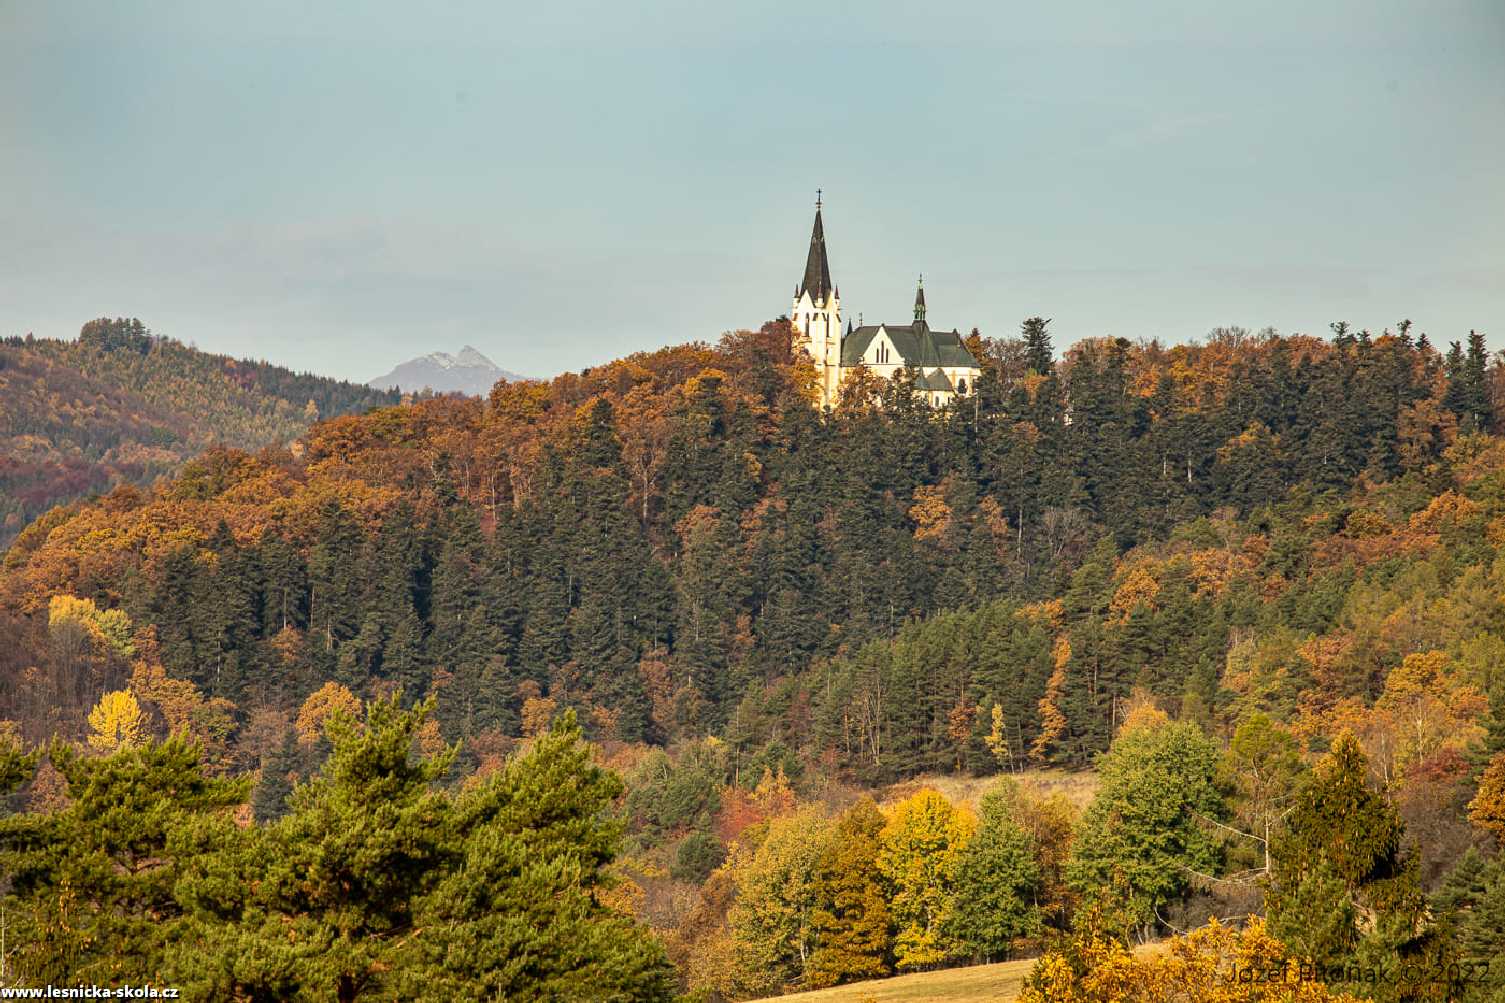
[3,315,1505,1002]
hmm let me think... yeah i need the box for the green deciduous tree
[1066,714,1226,941]
[947,780,1043,962]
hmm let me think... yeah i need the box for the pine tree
[401,709,677,1001]
[0,730,38,814]
[4,737,249,985]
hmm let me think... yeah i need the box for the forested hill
[0,318,399,546]
[4,318,1502,781]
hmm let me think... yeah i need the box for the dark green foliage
[250,726,299,823]
[623,744,724,839]
[1267,734,1460,1003]
[671,830,727,884]
[947,781,1043,962]
[1433,848,1505,1003]
[1066,717,1226,940]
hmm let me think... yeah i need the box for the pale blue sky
[2,1,1502,382]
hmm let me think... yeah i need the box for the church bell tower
[791,191,842,407]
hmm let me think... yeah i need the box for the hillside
[0,318,399,547]
[2,318,1504,1000]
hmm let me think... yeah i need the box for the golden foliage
[519,695,558,739]
[1189,549,1254,598]
[908,484,955,543]
[1109,563,1161,622]
[1019,918,1366,1003]
[48,594,134,659]
[294,681,362,745]
[1117,690,1170,737]
[1031,636,1071,764]
[86,690,145,753]
[985,703,1012,769]
[1407,489,1482,536]
[1217,421,1279,462]
[129,655,202,734]
[1374,652,1485,768]
[1020,372,1048,403]
[1017,598,1064,630]
[877,788,976,971]
[1468,751,1505,841]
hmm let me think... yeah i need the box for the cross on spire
[798,195,833,301]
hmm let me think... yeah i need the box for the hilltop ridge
[0,317,398,547]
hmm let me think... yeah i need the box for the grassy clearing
[882,768,1099,813]
[749,957,1039,1003]
[750,941,1164,1003]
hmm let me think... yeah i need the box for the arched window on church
[957,378,967,394]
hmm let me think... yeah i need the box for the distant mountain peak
[454,345,495,368]
[370,347,524,396]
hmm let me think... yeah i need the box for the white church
[789,196,982,409]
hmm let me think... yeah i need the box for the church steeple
[798,192,833,303]
[791,191,842,410]
[914,275,927,326]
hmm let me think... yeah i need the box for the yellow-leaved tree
[1470,750,1505,841]
[295,681,362,745]
[49,594,136,659]
[86,690,145,753]
[723,806,837,996]
[876,788,976,970]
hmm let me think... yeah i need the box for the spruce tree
[1267,733,1460,1003]
[1021,316,1054,376]
[250,726,299,823]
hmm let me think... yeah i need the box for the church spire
[798,193,833,303]
[914,274,926,326]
